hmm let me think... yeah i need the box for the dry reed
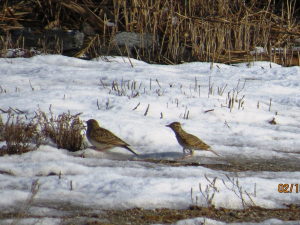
[0,0,299,66]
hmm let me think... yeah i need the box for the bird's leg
[182,148,186,154]
[181,149,193,159]
[94,147,110,152]
[190,149,195,156]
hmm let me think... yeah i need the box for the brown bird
[86,119,138,156]
[166,122,219,157]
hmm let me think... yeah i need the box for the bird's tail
[209,148,220,156]
[125,145,139,156]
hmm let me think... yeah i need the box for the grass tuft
[36,107,86,152]
[0,113,42,156]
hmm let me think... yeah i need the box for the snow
[0,55,300,224]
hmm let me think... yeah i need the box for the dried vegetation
[0,107,86,156]
[36,106,86,151]
[0,114,42,156]
[0,0,299,65]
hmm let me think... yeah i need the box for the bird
[86,119,138,156]
[166,122,219,157]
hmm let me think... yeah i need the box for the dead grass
[0,113,42,156]
[0,0,300,65]
[2,205,299,224]
[0,115,3,142]
[0,107,86,156]
[35,106,86,152]
[11,179,40,225]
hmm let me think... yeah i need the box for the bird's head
[86,119,100,130]
[166,122,182,132]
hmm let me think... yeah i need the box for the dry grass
[35,106,86,152]
[0,114,42,156]
[11,179,40,225]
[0,107,86,156]
[0,1,300,65]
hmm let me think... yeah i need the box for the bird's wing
[183,133,211,150]
[91,128,129,146]
[182,132,219,156]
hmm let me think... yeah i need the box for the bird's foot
[95,147,110,152]
[74,152,85,158]
[180,154,192,159]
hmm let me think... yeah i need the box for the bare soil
[139,157,300,172]
[1,158,299,224]
[1,204,299,224]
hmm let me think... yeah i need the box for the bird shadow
[77,148,184,161]
[80,149,137,160]
[71,148,222,163]
[136,152,183,160]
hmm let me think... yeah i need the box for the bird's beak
[165,124,170,127]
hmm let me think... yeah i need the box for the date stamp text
[278,184,299,193]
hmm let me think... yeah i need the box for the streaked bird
[166,122,219,157]
[86,119,138,156]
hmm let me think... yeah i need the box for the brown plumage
[166,122,220,157]
[86,119,138,156]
